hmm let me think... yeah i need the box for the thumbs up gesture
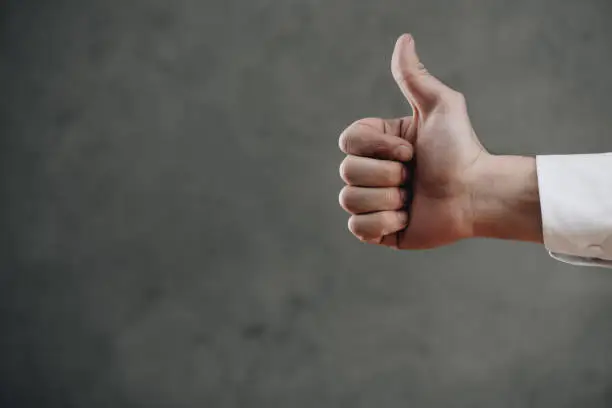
[339,34,493,249]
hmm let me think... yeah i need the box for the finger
[391,34,456,113]
[339,119,414,161]
[348,211,409,242]
[340,155,409,187]
[339,117,412,135]
[339,186,407,214]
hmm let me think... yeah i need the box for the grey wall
[2,0,612,407]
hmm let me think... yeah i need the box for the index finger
[339,121,414,162]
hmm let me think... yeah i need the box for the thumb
[391,34,453,113]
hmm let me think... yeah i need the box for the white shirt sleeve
[536,153,612,268]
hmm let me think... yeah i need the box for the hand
[338,34,541,249]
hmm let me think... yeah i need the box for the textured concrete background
[1,0,612,407]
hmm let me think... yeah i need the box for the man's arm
[470,153,612,266]
[469,155,542,243]
[338,34,612,267]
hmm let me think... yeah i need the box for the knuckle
[339,118,382,155]
[395,210,407,224]
[381,211,397,226]
[346,118,375,133]
[393,67,416,83]
[353,117,378,127]
[372,140,394,158]
[383,210,407,230]
[338,186,355,212]
[388,188,403,207]
[383,188,394,206]
[338,120,361,151]
[398,188,408,207]
[347,216,364,238]
[338,129,352,153]
[338,157,352,183]
[348,216,376,241]
[386,162,404,185]
[394,66,432,92]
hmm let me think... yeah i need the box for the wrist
[468,154,543,243]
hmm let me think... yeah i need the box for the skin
[338,34,543,249]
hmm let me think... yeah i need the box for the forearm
[470,155,543,243]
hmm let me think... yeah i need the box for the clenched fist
[339,34,542,249]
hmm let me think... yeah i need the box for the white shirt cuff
[536,153,612,267]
